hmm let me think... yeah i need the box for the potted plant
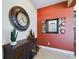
[10,28,18,46]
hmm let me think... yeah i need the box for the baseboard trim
[39,45,74,55]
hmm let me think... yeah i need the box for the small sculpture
[27,30,35,41]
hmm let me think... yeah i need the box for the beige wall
[2,0,37,45]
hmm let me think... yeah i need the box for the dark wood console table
[3,39,39,59]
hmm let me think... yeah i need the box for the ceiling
[31,0,66,9]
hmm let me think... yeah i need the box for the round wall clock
[9,6,30,31]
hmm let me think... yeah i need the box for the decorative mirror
[46,19,59,33]
[9,6,30,31]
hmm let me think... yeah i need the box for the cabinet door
[15,46,24,59]
[3,47,15,59]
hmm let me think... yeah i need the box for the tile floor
[34,46,75,59]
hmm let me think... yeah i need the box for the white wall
[2,0,37,45]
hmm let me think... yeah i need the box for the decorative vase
[11,41,17,46]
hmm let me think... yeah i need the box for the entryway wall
[37,2,74,51]
[2,0,37,45]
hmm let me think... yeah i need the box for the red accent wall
[37,2,74,51]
